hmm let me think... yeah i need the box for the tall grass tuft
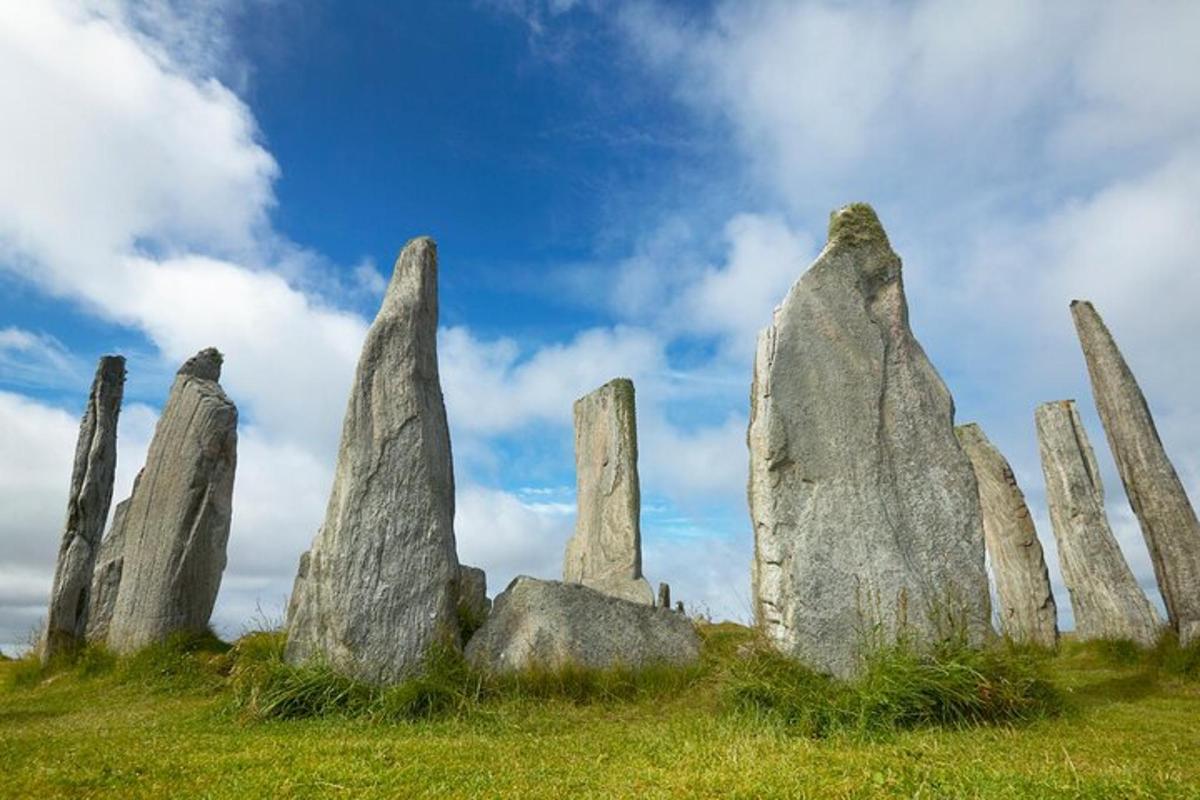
[228,634,482,721]
[725,637,1061,738]
[1151,632,1200,680]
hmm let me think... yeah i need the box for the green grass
[2,624,1199,798]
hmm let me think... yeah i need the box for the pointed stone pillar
[41,355,125,662]
[956,423,1058,648]
[748,203,991,678]
[1071,300,1200,645]
[285,238,459,684]
[105,348,238,653]
[562,378,654,605]
[1035,400,1160,646]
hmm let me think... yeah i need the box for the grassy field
[1,625,1198,799]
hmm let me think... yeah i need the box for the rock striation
[465,576,700,673]
[562,378,654,605]
[104,349,238,654]
[1071,300,1200,646]
[285,238,459,684]
[956,423,1058,648]
[748,203,991,678]
[1035,400,1160,646]
[41,355,125,662]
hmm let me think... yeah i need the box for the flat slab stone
[285,238,459,684]
[84,493,132,644]
[465,576,700,673]
[956,423,1058,648]
[42,355,125,662]
[1072,300,1200,645]
[104,349,237,654]
[562,378,653,605]
[749,203,991,678]
[1036,400,1160,646]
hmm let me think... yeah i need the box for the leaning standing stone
[1071,300,1200,646]
[1035,400,1160,646]
[956,423,1058,648]
[104,349,238,653]
[285,238,459,684]
[41,356,125,663]
[748,203,991,678]
[562,378,654,605]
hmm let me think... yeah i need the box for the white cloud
[441,324,667,434]
[454,485,574,595]
[0,327,82,388]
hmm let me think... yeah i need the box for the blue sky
[2,0,1199,652]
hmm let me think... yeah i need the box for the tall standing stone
[748,203,991,678]
[1035,400,1160,646]
[956,423,1058,648]
[285,238,459,684]
[41,355,125,662]
[562,378,654,605]
[1071,300,1200,645]
[104,349,238,654]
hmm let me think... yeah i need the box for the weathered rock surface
[285,238,459,684]
[104,349,238,654]
[658,582,671,610]
[457,565,491,628]
[41,356,125,662]
[1072,300,1200,646]
[1035,400,1160,646]
[465,576,700,673]
[748,203,991,678]
[84,492,132,643]
[562,378,654,605]
[285,550,310,627]
[956,423,1058,648]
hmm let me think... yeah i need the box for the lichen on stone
[827,203,891,249]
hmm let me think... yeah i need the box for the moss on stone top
[827,203,891,249]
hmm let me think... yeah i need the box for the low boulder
[465,576,700,673]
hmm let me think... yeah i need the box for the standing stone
[562,378,654,605]
[748,203,991,679]
[956,423,1058,648]
[285,238,459,684]
[1035,400,1160,646]
[84,492,132,644]
[104,349,238,654]
[456,565,491,632]
[40,356,125,662]
[1071,300,1200,646]
[657,582,671,610]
